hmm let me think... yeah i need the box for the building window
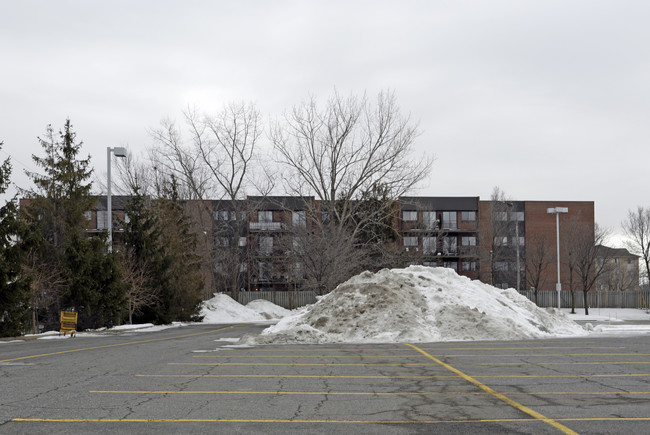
[495,261,508,271]
[461,236,476,246]
[403,236,418,247]
[216,237,230,247]
[84,210,92,221]
[461,211,476,221]
[258,262,267,280]
[443,261,458,271]
[258,211,273,223]
[423,236,436,254]
[495,211,508,221]
[422,211,437,229]
[462,261,478,271]
[512,211,524,221]
[443,236,457,254]
[495,236,508,246]
[97,210,108,230]
[259,236,273,255]
[402,211,417,221]
[239,237,247,247]
[441,211,457,230]
[292,210,306,228]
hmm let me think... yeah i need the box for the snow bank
[201,294,266,323]
[246,299,293,320]
[242,266,587,344]
[201,293,293,323]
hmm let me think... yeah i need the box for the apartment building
[33,194,598,296]
[244,196,316,292]
[477,200,594,291]
[399,197,480,279]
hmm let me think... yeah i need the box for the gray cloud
[2,0,649,239]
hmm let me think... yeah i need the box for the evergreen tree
[122,180,203,324]
[0,142,32,337]
[123,188,164,323]
[24,120,125,329]
[151,178,203,323]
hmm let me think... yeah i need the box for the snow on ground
[246,299,293,320]
[562,308,650,322]
[241,266,589,345]
[200,293,267,323]
[562,307,650,336]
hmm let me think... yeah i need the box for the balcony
[249,222,285,231]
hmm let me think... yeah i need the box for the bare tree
[148,102,263,299]
[113,151,157,198]
[622,206,650,287]
[481,187,523,289]
[563,228,580,314]
[285,223,366,295]
[121,254,158,325]
[21,247,65,333]
[525,233,552,305]
[271,90,432,241]
[149,115,213,201]
[566,222,611,315]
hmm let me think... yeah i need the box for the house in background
[596,245,640,292]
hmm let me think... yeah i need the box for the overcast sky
[2,0,649,242]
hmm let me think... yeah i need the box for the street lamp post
[547,207,568,309]
[107,146,127,252]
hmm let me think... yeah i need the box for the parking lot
[2,324,650,434]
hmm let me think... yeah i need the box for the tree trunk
[583,291,589,315]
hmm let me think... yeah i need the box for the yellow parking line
[12,417,650,424]
[462,361,650,366]
[474,373,650,378]
[169,362,438,366]
[429,353,650,358]
[192,354,424,358]
[0,326,238,363]
[90,389,650,397]
[136,373,650,379]
[420,346,624,351]
[199,351,641,358]
[136,374,457,379]
[216,345,619,352]
[405,343,578,435]
[1,417,557,424]
[90,390,484,396]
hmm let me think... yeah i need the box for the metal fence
[518,289,650,309]
[238,291,317,309]
[236,288,649,311]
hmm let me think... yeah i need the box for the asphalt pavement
[2,323,650,434]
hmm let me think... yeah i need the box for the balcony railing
[249,222,285,230]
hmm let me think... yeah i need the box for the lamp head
[113,147,127,158]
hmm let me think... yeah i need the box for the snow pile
[243,266,587,344]
[246,299,293,320]
[201,294,266,323]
